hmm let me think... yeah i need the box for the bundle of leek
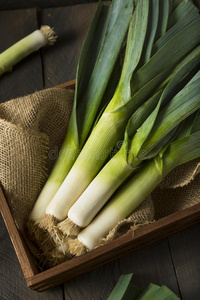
[44,0,200,236]
[28,0,200,252]
[28,0,133,223]
[69,109,200,255]
[61,58,200,236]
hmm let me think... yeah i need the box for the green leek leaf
[152,11,200,54]
[78,0,133,145]
[138,285,180,299]
[131,54,200,159]
[140,71,200,158]
[138,0,159,65]
[106,0,149,111]
[136,283,160,299]
[107,274,133,300]
[154,0,169,42]
[163,131,200,176]
[167,0,199,30]
[131,17,200,95]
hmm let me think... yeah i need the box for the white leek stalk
[0,26,56,76]
[78,157,163,251]
[72,127,200,253]
[60,90,162,233]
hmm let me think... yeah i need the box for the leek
[137,283,160,299]
[167,0,199,30]
[62,59,200,235]
[57,5,200,236]
[0,26,56,76]
[44,0,150,222]
[28,0,200,251]
[107,274,180,300]
[45,0,200,226]
[138,285,180,299]
[107,273,143,300]
[154,0,169,43]
[107,274,134,300]
[136,283,180,299]
[138,0,159,65]
[29,0,133,222]
[70,112,200,253]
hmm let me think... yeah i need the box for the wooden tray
[1,81,200,292]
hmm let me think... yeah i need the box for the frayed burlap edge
[159,159,200,189]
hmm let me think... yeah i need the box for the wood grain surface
[0,0,100,11]
[0,9,43,102]
[0,2,200,299]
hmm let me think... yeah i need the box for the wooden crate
[1,81,200,292]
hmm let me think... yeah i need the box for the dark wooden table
[0,1,200,299]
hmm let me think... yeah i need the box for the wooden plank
[40,3,98,88]
[0,9,43,102]
[168,225,200,300]
[0,187,39,278]
[0,0,100,11]
[64,239,180,299]
[193,0,200,8]
[0,8,63,299]
[25,202,200,291]
[0,2,199,298]
[0,215,64,299]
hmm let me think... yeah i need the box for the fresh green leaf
[136,283,160,299]
[107,274,133,300]
[167,0,199,30]
[138,285,180,299]
[154,0,169,42]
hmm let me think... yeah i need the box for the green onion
[0,26,56,76]
[71,110,200,253]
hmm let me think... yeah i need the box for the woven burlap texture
[0,88,74,231]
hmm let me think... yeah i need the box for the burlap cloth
[0,87,74,265]
[0,87,200,268]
